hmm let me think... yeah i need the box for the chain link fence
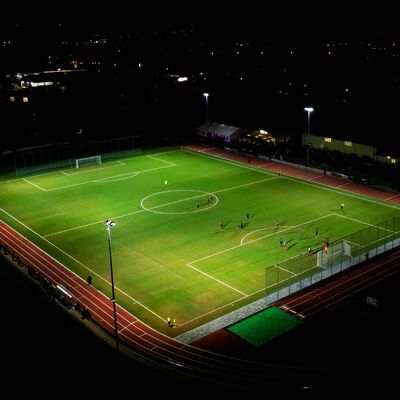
[265,216,400,304]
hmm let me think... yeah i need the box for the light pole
[203,92,209,123]
[105,219,119,351]
[304,107,314,165]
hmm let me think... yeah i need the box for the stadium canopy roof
[197,122,243,142]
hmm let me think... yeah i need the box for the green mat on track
[226,306,302,346]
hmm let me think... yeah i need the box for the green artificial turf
[1,148,399,334]
[227,306,302,346]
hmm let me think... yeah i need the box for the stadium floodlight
[203,92,209,123]
[105,219,119,351]
[304,107,314,165]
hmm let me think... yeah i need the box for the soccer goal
[317,240,352,269]
[75,155,102,169]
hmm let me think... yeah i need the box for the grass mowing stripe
[189,149,400,210]
[0,207,166,322]
[2,149,399,334]
[334,212,395,232]
[186,262,247,295]
[22,178,47,192]
[46,164,174,191]
[46,177,276,236]
[189,213,335,266]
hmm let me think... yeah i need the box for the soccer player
[315,227,319,240]
[165,180,168,185]
[220,221,224,229]
[341,203,344,211]
[246,212,250,219]
[197,203,200,208]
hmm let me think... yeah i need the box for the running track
[0,220,317,388]
[1,145,399,387]
[275,247,400,318]
[184,144,400,204]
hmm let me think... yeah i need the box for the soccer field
[1,148,399,335]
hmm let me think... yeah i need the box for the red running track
[275,248,400,318]
[184,144,400,205]
[184,144,400,318]
[1,146,398,386]
[0,220,317,388]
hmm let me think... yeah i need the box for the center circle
[140,189,219,215]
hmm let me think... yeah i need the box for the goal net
[75,155,102,169]
[317,240,352,269]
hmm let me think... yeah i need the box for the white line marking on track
[189,150,400,210]
[0,208,166,322]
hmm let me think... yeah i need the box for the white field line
[63,152,177,176]
[240,225,295,245]
[276,265,296,276]
[23,178,47,192]
[0,150,175,184]
[0,150,180,185]
[45,177,276,237]
[184,214,335,298]
[46,164,174,191]
[334,212,395,233]
[147,155,175,166]
[188,150,400,210]
[189,213,336,266]
[345,240,362,247]
[61,161,124,176]
[186,262,246,295]
[95,172,140,183]
[178,269,312,327]
[0,207,165,322]
[0,205,319,328]
[187,149,277,177]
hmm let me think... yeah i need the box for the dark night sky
[1,8,400,396]
[1,9,400,147]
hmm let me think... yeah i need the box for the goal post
[75,155,102,169]
[317,240,352,269]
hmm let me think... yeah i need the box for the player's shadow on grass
[218,221,231,230]
[330,209,346,214]
[287,242,297,250]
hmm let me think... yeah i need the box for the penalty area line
[23,178,47,192]
[186,262,247,296]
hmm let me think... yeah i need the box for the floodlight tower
[304,107,314,165]
[105,219,119,351]
[203,92,209,123]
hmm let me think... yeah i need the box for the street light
[105,219,119,351]
[304,107,314,165]
[203,92,209,123]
